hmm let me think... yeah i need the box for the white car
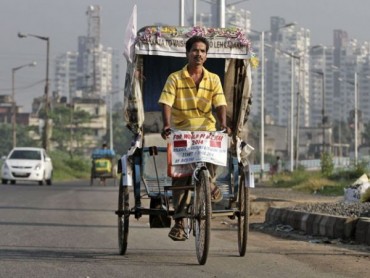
[1,147,53,185]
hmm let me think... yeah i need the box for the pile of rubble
[288,201,370,218]
[288,173,370,218]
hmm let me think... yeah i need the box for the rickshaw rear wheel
[237,171,250,256]
[194,169,211,265]
[118,182,130,255]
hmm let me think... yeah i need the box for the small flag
[123,5,137,63]
[174,140,187,148]
[210,140,221,148]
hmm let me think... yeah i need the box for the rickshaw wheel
[194,169,211,265]
[118,182,130,255]
[237,171,250,256]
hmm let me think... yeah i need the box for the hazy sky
[1,0,369,112]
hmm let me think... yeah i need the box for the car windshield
[9,150,41,160]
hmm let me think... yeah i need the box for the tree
[362,122,370,146]
[49,105,93,156]
[49,106,71,150]
[103,110,132,156]
[0,124,39,156]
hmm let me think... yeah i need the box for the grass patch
[50,150,91,181]
[266,168,361,196]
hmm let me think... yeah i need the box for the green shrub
[50,150,91,181]
[321,152,334,177]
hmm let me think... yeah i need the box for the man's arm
[215,105,231,134]
[161,104,172,139]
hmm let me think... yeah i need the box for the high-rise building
[54,51,78,102]
[251,17,311,127]
[54,5,120,102]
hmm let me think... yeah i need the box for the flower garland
[137,26,251,50]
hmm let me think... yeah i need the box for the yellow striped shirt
[158,65,227,131]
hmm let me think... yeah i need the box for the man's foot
[211,185,223,203]
[168,221,187,241]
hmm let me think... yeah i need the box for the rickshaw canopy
[135,26,252,59]
[123,25,255,144]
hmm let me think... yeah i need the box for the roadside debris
[344,174,370,203]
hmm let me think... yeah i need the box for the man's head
[102,142,108,149]
[185,36,209,53]
[185,36,209,67]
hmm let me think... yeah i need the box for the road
[0,180,368,278]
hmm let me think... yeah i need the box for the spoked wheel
[237,171,250,256]
[193,169,211,265]
[118,183,130,255]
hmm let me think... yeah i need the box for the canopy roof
[135,26,252,59]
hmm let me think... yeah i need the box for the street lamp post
[339,73,359,165]
[11,62,36,148]
[251,22,295,176]
[311,44,327,154]
[354,72,358,164]
[18,32,50,151]
[275,49,301,171]
[289,55,294,172]
[312,70,325,153]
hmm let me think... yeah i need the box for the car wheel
[38,180,44,186]
[46,178,52,186]
[2,179,8,184]
[10,180,16,185]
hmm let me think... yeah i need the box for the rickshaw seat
[142,132,171,198]
[143,111,162,133]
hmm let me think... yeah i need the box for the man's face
[186,41,207,66]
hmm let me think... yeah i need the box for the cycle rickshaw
[116,25,255,265]
[90,148,117,186]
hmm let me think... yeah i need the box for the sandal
[211,186,223,203]
[168,222,187,241]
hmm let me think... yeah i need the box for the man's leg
[169,176,191,241]
[207,163,223,202]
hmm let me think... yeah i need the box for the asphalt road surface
[0,180,368,278]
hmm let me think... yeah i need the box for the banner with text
[135,37,250,59]
[170,131,228,166]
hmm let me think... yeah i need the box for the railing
[251,156,369,173]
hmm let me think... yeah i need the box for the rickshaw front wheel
[194,169,211,265]
[118,182,130,255]
[237,171,250,256]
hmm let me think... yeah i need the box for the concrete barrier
[355,218,370,244]
[264,207,370,245]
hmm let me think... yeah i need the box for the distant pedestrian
[270,156,282,177]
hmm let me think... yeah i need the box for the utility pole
[18,32,50,151]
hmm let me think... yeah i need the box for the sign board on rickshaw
[169,131,228,167]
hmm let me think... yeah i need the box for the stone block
[292,211,305,230]
[266,207,281,224]
[281,209,290,224]
[333,217,346,239]
[355,218,370,244]
[265,207,275,223]
[283,210,294,227]
[306,213,317,235]
[343,218,358,239]
[312,214,324,236]
[300,213,310,233]
[325,216,337,238]
[319,215,330,236]
[366,220,370,246]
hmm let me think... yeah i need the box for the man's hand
[161,127,171,140]
[220,125,232,136]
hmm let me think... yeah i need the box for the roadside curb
[265,207,370,245]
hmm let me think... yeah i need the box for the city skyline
[1,0,369,112]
